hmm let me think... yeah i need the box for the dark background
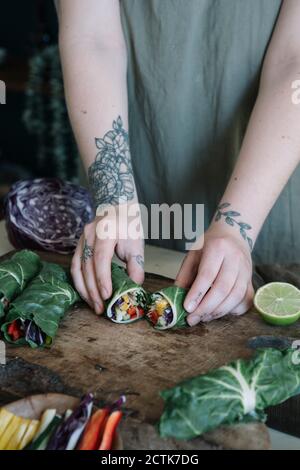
[0,0,59,216]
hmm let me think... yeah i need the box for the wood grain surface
[2,250,299,449]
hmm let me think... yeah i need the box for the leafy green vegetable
[1,262,79,348]
[159,348,300,440]
[0,250,41,318]
[148,286,188,330]
[106,263,148,324]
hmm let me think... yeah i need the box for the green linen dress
[119,0,300,263]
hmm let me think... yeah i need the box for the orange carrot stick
[78,408,109,450]
[98,411,122,451]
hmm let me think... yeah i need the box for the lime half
[254,282,300,326]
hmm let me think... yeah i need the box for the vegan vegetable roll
[0,250,41,318]
[1,262,79,348]
[106,263,148,324]
[147,286,188,330]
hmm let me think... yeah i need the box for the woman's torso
[120,0,300,263]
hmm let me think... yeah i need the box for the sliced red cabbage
[46,393,93,450]
[5,178,94,255]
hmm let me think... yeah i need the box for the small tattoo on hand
[215,203,253,251]
[133,255,144,269]
[81,239,94,263]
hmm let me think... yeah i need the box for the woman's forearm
[59,33,138,209]
[211,62,300,249]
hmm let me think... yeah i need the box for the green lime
[254,282,300,326]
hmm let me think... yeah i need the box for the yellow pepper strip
[0,408,14,440]
[5,418,30,450]
[0,415,23,450]
[18,419,39,450]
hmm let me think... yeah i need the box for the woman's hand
[175,225,254,325]
[71,204,144,315]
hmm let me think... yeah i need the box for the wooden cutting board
[1,250,299,449]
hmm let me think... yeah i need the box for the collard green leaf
[0,250,41,317]
[106,263,148,323]
[151,286,188,330]
[159,348,300,440]
[1,262,79,347]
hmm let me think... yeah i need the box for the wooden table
[1,251,299,449]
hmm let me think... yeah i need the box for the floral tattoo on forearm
[88,116,135,209]
[215,203,253,251]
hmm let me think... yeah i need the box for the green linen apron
[119,0,300,263]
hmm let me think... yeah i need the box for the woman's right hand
[71,205,145,315]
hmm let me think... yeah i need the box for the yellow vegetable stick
[18,419,39,450]
[0,409,14,439]
[5,418,30,450]
[0,415,22,450]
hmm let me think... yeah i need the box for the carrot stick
[78,408,109,450]
[98,411,122,451]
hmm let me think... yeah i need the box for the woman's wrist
[207,202,256,254]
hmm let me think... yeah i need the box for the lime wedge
[254,282,300,326]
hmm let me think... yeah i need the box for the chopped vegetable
[78,395,125,450]
[0,415,23,449]
[0,250,41,318]
[26,416,62,450]
[46,394,93,450]
[147,287,188,330]
[78,409,109,450]
[1,262,79,348]
[5,178,94,255]
[5,418,30,450]
[99,411,122,450]
[159,348,300,440]
[106,263,148,324]
[0,409,15,439]
[18,419,39,450]
[34,409,57,442]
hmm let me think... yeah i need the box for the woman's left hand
[175,225,254,325]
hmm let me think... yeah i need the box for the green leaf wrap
[150,286,188,330]
[159,348,300,440]
[106,263,148,324]
[0,250,42,318]
[1,262,79,347]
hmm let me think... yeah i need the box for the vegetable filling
[147,293,173,328]
[0,295,9,310]
[109,290,147,323]
[7,319,50,346]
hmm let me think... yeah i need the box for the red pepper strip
[7,320,23,341]
[78,408,109,450]
[149,310,159,325]
[137,306,145,317]
[98,410,123,451]
[127,306,136,318]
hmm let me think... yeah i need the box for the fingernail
[100,287,109,300]
[185,300,198,313]
[187,314,200,327]
[94,302,102,315]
